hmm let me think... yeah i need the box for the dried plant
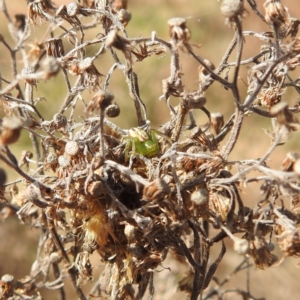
[1,0,300,299]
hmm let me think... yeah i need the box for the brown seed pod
[42,57,60,78]
[117,9,131,26]
[0,274,14,298]
[21,66,37,86]
[142,178,170,202]
[53,113,67,129]
[190,187,208,206]
[46,152,58,171]
[210,113,224,136]
[221,0,246,25]
[45,38,65,57]
[87,181,104,197]
[65,140,80,156]
[106,103,120,118]
[26,185,39,203]
[86,89,114,113]
[264,0,291,38]
[0,116,23,145]
[58,154,71,168]
[168,17,191,44]
[281,151,300,172]
[124,222,136,242]
[14,14,26,32]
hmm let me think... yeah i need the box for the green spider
[123,127,170,162]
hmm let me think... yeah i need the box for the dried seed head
[185,93,206,110]
[281,151,300,171]
[78,57,94,71]
[249,237,277,269]
[106,103,120,118]
[19,150,33,169]
[118,9,131,26]
[221,0,246,23]
[293,159,300,175]
[210,113,224,136]
[209,189,232,222]
[42,57,60,78]
[142,178,170,202]
[264,0,289,27]
[162,174,174,185]
[49,252,62,264]
[0,274,14,298]
[21,66,37,85]
[46,152,58,164]
[198,59,215,83]
[190,187,208,206]
[53,113,67,129]
[233,238,249,255]
[56,4,68,18]
[105,29,131,55]
[67,2,79,17]
[26,185,39,202]
[14,14,26,32]
[45,38,65,57]
[77,58,103,89]
[28,0,56,24]
[257,86,285,109]
[65,140,80,156]
[124,223,136,242]
[27,41,45,60]
[270,102,294,125]
[168,17,191,44]
[87,181,104,197]
[58,154,71,168]
[1,116,23,145]
[86,90,114,113]
[84,212,111,247]
[23,117,39,129]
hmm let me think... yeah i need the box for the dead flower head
[168,18,191,47]
[0,116,23,146]
[45,38,65,58]
[85,89,114,114]
[106,102,120,118]
[21,66,37,86]
[27,0,56,24]
[256,85,286,109]
[210,113,224,136]
[142,178,170,202]
[270,102,300,141]
[68,57,104,90]
[275,208,300,256]
[117,9,131,27]
[56,3,92,26]
[248,237,277,269]
[221,0,247,26]
[105,30,132,62]
[264,0,294,39]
